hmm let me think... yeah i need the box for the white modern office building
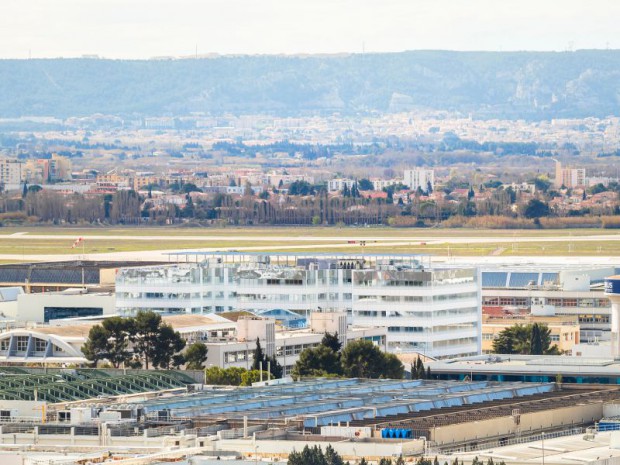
[116,253,481,358]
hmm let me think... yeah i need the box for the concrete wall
[0,400,46,418]
[216,437,424,460]
[0,430,198,448]
[0,301,19,320]
[432,403,604,446]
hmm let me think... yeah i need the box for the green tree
[82,316,133,368]
[205,366,247,385]
[288,180,315,196]
[321,332,342,352]
[184,342,208,370]
[287,445,336,465]
[383,353,405,379]
[133,310,164,369]
[102,316,135,368]
[358,178,374,191]
[492,323,561,355]
[251,337,265,371]
[533,177,551,193]
[267,354,283,379]
[412,356,426,379]
[149,323,186,369]
[524,199,550,218]
[340,340,389,378]
[241,369,271,386]
[325,445,344,465]
[293,344,342,377]
[530,322,543,355]
[82,325,112,367]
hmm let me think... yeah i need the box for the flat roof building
[116,253,481,359]
[481,265,617,344]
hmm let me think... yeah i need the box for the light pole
[542,432,546,465]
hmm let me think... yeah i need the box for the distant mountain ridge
[1,50,620,119]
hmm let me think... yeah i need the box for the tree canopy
[492,322,561,355]
[524,199,550,218]
[82,311,186,369]
[293,337,404,379]
[184,342,208,370]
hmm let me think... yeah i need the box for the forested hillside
[1,50,620,119]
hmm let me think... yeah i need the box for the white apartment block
[327,178,356,192]
[372,179,399,191]
[403,169,434,193]
[0,159,23,187]
[116,253,481,359]
[554,161,585,188]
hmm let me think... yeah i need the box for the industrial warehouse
[1,372,620,463]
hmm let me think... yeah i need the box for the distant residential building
[508,182,536,193]
[587,176,619,188]
[0,158,23,187]
[371,178,399,191]
[49,154,72,181]
[403,168,434,193]
[133,175,160,191]
[554,160,585,188]
[327,178,356,192]
[96,173,131,188]
[24,155,72,183]
[144,117,175,129]
[267,172,315,188]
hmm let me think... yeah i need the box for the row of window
[124,291,238,300]
[483,296,610,308]
[223,342,321,363]
[578,314,610,324]
[0,337,63,353]
[354,307,478,319]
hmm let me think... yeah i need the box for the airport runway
[2,232,620,244]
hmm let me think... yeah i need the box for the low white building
[371,178,399,191]
[327,178,356,192]
[0,289,116,323]
[0,311,386,372]
[205,311,386,375]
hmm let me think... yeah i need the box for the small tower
[605,276,620,359]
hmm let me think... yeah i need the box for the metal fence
[434,427,584,454]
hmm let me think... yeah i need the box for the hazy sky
[1,0,619,59]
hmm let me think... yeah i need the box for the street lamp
[542,432,546,465]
